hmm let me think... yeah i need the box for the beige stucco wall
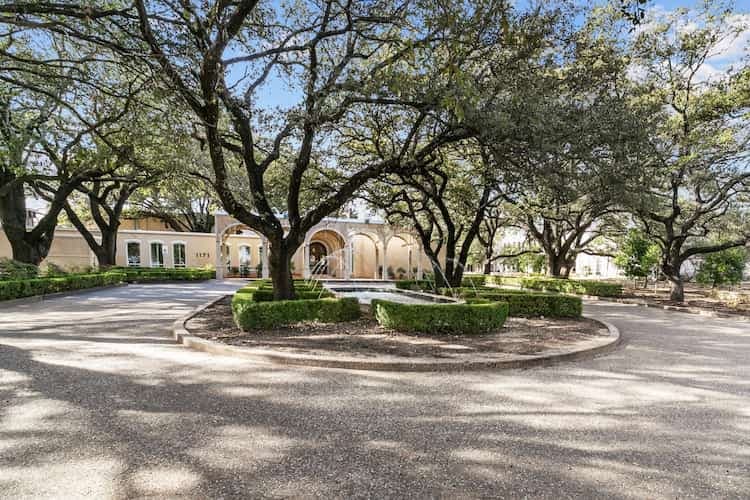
[118,229,218,268]
[1,216,436,279]
[0,228,94,270]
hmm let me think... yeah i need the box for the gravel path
[1,282,749,499]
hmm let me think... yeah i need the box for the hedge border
[466,292,582,318]
[486,275,622,297]
[371,299,508,335]
[232,294,360,330]
[111,267,215,283]
[174,295,622,372]
[0,272,127,302]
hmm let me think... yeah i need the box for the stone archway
[349,231,380,279]
[307,229,347,278]
[214,219,269,280]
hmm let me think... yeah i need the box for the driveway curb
[172,296,623,372]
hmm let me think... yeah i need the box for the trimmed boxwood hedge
[232,295,360,330]
[371,299,508,335]
[461,275,486,287]
[394,279,437,292]
[485,275,622,297]
[240,288,334,301]
[466,292,582,318]
[0,272,127,301]
[112,267,215,282]
[519,277,622,297]
[396,276,487,292]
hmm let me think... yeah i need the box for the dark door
[309,242,328,274]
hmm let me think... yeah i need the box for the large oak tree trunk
[668,276,685,302]
[662,260,685,302]
[0,179,52,265]
[93,230,118,268]
[269,241,296,300]
[546,253,575,279]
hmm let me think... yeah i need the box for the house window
[127,241,141,267]
[173,243,186,268]
[150,242,165,268]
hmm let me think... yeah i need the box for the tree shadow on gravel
[1,338,749,499]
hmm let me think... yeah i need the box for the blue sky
[249,0,750,110]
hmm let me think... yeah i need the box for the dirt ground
[186,297,609,360]
[621,283,750,316]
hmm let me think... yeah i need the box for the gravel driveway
[1,281,748,499]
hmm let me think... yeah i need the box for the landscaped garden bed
[186,296,611,361]
[618,283,750,317]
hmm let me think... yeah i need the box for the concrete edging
[0,283,128,309]
[172,295,623,372]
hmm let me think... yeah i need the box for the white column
[380,237,389,280]
[303,240,311,279]
[215,237,224,280]
[344,237,352,280]
[261,237,270,279]
[416,243,423,280]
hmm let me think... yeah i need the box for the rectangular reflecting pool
[328,287,458,304]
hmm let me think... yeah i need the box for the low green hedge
[519,277,622,297]
[396,277,488,292]
[394,279,437,292]
[0,272,126,301]
[232,295,360,330]
[466,292,582,318]
[485,275,524,287]
[241,288,334,301]
[461,275,486,287]
[371,299,508,335]
[113,267,215,282]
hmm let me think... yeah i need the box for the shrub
[466,291,582,318]
[394,279,437,292]
[371,299,508,335]
[0,258,39,281]
[460,275,486,287]
[0,271,126,301]
[696,247,747,287]
[437,286,508,297]
[232,295,360,330]
[485,275,525,287]
[112,267,215,282]
[519,277,622,297]
[245,288,333,301]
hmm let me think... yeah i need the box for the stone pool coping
[172,295,622,372]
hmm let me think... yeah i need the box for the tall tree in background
[360,1,561,287]
[486,9,651,278]
[366,147,500,288]
[127,141,220,233]
[630,4,750,301]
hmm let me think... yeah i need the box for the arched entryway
[350,232,380,279]
[306,229,347,278]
